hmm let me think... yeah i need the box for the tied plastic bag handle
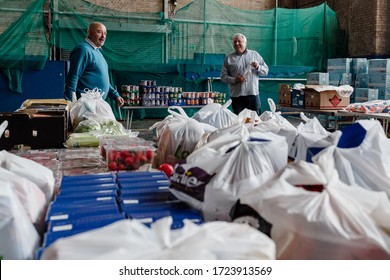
[221,99,232,109]
[267,98,277,113]
[300,112,310,123]
[0,120,8,138]
[81,87,105,99]
[250,111,257,130]
[167,106,189,119]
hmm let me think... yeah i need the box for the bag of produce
[70,88,116,130]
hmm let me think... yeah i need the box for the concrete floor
[128,118,160,142]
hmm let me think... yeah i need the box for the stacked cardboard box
[368,59,390,100]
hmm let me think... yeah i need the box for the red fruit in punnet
[158,163,174,177]
[145,150,154,160]
[124,156,134,167]
[108,161,118,171]
[109,151,120,162]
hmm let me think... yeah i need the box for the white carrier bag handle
[250,111,257,130]
[267,98,277,113]
[167,106,189,119]
[300,112,310,123]
[221,99,232,109]
[0,120,8,138]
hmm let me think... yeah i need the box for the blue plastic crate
[45,202,120,223]
[128,208,203,225]
[53,196,118,207]
[47,212,126,233]
[116,170,167,179]
[119,180,170,190]
[59,183,118,194]
[60,177,116,188]
[120,192,175,205]
[56,189,119,200]
[61,172,115,182]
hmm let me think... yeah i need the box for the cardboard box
[327,58,352,73]
[306,72,329,85]
[278,84,292,106]
[329,72,353,86]
[304,85,350,109]
[354,88,379,103]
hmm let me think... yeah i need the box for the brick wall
[91,0,163,13]
[292,0,389,57]
[87,0,389,57]
[90,0,276,12]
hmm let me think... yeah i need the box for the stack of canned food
[120,85,140,106]
[120,80,226,107]
[181,91,224,105]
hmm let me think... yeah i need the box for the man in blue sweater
[64,22,124,107]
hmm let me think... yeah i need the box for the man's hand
[117,96,125,107]
[251,61,259,69]
[235,75,246,83]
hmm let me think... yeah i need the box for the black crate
[291,89,305,108]
[0,111,67,150]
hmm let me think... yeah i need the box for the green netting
[0,0,49,92]
[0,0,346,114]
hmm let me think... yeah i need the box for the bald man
[64,22,124,107]
[221,33,268,115]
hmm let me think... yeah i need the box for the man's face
[233,36,246,54]
[88,24,107,47]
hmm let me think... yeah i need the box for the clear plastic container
[106,144,156,171]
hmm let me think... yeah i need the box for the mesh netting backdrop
[0,0,346,116]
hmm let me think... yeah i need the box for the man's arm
[107,85,124,107]
[256,54,269,77]
[64,46,87,100]
[220,57,236,84]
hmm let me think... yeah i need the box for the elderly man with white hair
[221,33,269,115]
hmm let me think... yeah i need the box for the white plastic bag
[195,122,250,149]
[41,217,276,260]
[0,150,55,203]
[313,119,390,196]
[237,108,261,124]
[0,167,46,224]
[292,112,333,161]
[0,184,40,259]
[70,88,116,130]
[154,107,208,167]
[170,131,288,221]
[240,155,390,260]
[192,100,238,129]
[253,98,298,156]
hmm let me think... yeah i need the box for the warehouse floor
[127,118,160,142]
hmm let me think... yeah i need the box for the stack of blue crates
[117,171,203,229]
[37,170,203,259]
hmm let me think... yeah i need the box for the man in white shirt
[221,33,269,115]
